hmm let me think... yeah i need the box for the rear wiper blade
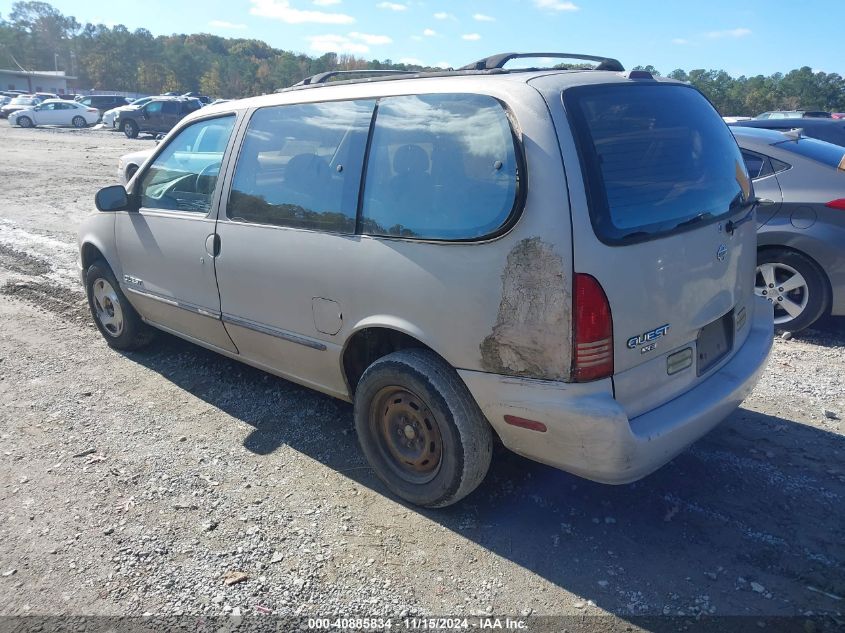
[674,212,713,229]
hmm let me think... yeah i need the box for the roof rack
[460,52,624,72]
[292,69,413,87]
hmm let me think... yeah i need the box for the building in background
[0,69,75,94]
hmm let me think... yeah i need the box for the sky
[3,0,844,77]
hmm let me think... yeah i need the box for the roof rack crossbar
[460,52,624,72]
[294,69,412,87]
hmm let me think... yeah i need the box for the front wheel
[85,260,154,350]
[72,115,87,128]
[17,116,33,128]
[123,120,139,139]
[755,249,830,332]
[354,349,493,508]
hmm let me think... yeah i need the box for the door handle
[205,233,221,257]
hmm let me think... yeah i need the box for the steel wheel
[755,262,809,326]
[91,278,125,337]
[369,386,443,485]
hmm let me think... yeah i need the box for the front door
[115,113,239,352]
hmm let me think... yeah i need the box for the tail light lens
[572,273,614,382]
[825,199,845,210]
[86,108,98,113]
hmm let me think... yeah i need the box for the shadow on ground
[122,320,845,620]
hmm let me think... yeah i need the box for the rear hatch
[559,80,758,418]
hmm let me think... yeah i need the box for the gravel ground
[0,124,843,629]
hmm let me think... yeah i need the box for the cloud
[208,20,247,29]
[473,13,495,22]
[400,57,424,66]
[308,34,368,53]
[462,33,481,41]
[705,27,751,39]
[348,31,392,45]
[308,31,391,53]
[423,28,436,36]
[534,0,579,11]
[250,0,354,24]
[377,2,407,10]
[312,0,340,4]
[671,38,688,45]
[433,12,456,20]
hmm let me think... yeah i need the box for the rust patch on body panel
[480,237,571,380]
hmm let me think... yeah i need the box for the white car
[103,96,156,129]
[9,99,100,128]
[117,147,154,184]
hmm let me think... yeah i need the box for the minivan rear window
[773,137,845,170]
[564,84,751,244]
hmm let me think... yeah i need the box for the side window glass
[770,158,791,174]
[361,94,519,240]
[228,99,375,232]
[741,150,765,179]
[146,102,163,115]
[162,102,179,115]
[138,115,236,214]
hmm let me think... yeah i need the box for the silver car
[78,53,773,507]
[733,127,845,331]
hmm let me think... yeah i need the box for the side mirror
[33,105,41,111]
[95,185,129,212]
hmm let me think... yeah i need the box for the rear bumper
[459,296,774,484]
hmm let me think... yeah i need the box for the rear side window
[361,94,519,239]
[773,137,845,170]
[565,84,751,244]
[228,100,375,232]
[162,102,180,115]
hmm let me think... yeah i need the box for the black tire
[17,116,33,128]
[756,248,830,332]
[123,120,139,139]
[354,349,493,508]
[125,164,139,182]
[72,115,86,128]
[85,259,154,350]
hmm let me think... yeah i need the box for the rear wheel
[71,115,86,128]
[354,349,493,508]
[17,116,33,128]
[85,260,154,350]
[123,120,139,139]
[755,249,829,332]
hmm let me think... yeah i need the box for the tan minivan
[78,53,774,507]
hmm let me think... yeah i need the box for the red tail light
[86,108,98,113]
[826,199,845,210]
[572,273,614,382]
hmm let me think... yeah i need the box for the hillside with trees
[2,1,844,115]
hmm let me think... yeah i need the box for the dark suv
[77,95,131,116]
[116,98,202,138]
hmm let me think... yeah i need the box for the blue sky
[5,0,844,76]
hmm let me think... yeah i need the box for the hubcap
[754,262,808,325]
[371,387,443,484]
[92,278,124,337]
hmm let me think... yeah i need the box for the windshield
[11,97,36,105]
[564,83,751,244]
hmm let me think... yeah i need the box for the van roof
[198,52,686,117]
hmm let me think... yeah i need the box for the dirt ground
[0,123,843,629]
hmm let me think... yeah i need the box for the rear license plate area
[697,310,734,376]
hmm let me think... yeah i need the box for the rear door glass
[564,84,751,243]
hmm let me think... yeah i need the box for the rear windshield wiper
[725,195,771,234]
[674,212,713,230]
